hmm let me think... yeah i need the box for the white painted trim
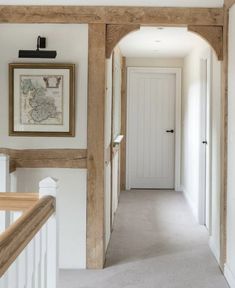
[209,236,220,263]
[224,264,235,288]
[206,49,213,234]
[174,68,182,192]
[126,67,182,190]
[198,48,212,228]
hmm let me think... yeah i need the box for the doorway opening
[104,26,222,269]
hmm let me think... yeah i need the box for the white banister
[0,176,58,288]
[39,177,58,288]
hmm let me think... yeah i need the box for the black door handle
[202,141,208,144]
[166,129,174,133]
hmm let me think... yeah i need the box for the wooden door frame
[0,4,229,269]
[125,67,181,191]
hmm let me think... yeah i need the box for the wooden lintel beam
[0,148,87,169]
[0,6,224,26]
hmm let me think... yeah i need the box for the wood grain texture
[106,24,140,58]
[0,148,87,169]
[87,24,106,269]
[188,25,223,60]
[220,5,229,270]
[0,6,224,26]
[105,145,111,166]
[10,159,16,173]
[120,58,127,192]
[0,196,55,277]
[225,0,235,8]
[0,193,39,211]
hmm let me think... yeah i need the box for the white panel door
[127,68,176,189]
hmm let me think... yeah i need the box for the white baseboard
[175,185,183,192]
[225,263,235,288]
[182,187,198,221]
[209,236,220,264]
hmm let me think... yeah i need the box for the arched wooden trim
[106,24,140,58]
[225,0,235,9]
[188,25,223,61]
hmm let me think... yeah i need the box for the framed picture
[9,63,75,137]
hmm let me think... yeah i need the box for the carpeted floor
[58,190,229,288]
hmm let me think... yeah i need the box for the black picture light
[18,36,57,58]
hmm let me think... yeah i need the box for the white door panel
[127,70,176,189]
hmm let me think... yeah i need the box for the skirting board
[225,264,235,288]
[209,236,220,264]
[182,187,198,222]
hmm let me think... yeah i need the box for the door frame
[126,67,182,191]
[199,49,213,228]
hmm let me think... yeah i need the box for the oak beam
[188,25,223,60]
[0,6,224,26]
[0,148,87,169]
[87,23,106,269]
[225,0,235,8]
[106,24,140,58]
[220,5,229,270]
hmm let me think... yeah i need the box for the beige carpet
[59,190,229,288]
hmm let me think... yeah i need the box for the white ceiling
[119,27,207,58]
[0,0,224,7]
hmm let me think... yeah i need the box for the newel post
[39,177,58,288]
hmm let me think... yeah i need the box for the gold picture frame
[9,63,75,137]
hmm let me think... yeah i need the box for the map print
[20,75,63,125]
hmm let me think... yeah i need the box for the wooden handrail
[0,193,39,211]
[0,196,55,277]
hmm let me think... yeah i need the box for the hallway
[59,190,229,288]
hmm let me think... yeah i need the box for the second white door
[127,68,176,189]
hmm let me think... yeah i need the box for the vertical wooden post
[39,177,58,287]
[120,57,127,191]
[220,5,229,270]
[87,24,106,269]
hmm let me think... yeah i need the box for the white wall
[182,40,210,219]
[16,168,87,269]
[0,24,88,269]
[104,48,123,251]
[182,38,221,263]
[225,4,235,287]
[104,57,112,250]
[210,52,221,262]
[0,24,88,149]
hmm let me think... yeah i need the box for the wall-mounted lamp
[18,36,57,59]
